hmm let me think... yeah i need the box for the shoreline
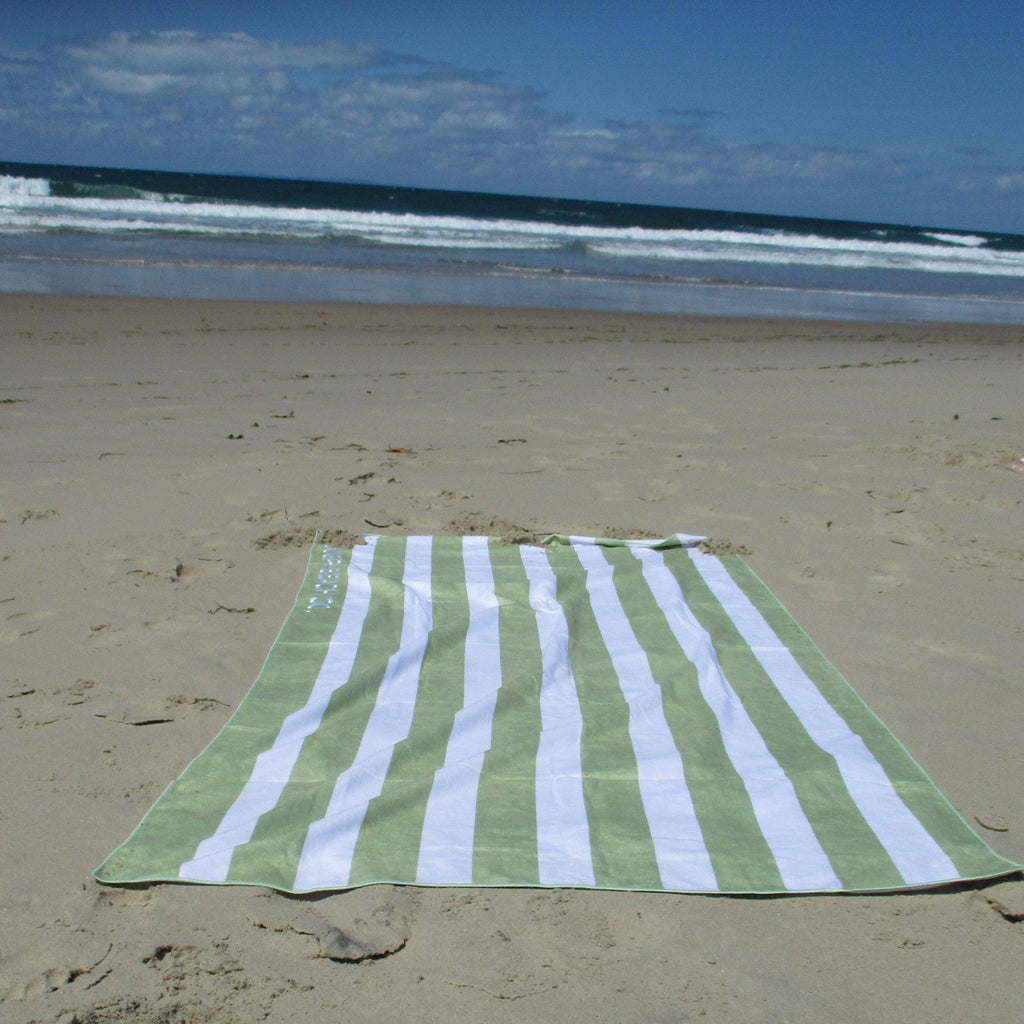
[5,243,1024,323]
[1,294,1022,1022]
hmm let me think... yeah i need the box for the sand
[1,294,1022,1023]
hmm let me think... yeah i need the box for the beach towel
[95,533,1018,894]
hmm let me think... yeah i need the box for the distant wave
[2,168,1024,290]
[923,231,988,247]
[4,174,1024,282]
[589,233,1024,276]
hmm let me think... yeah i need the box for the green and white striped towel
[95,533,1018,894]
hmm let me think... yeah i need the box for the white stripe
[293,536,434,891]
[689,551,959,885]
[573,542,719,891]
[632,547,841,890]
[417,536,502,884]
[519,545,595,886]
[179,537,379,883]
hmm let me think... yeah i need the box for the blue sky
[2,0,1023,231]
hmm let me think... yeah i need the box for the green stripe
[718,555,1018,880]
[347,536,469,884]
[225,537,409,888]
[95,543,354,883]
[666,551,905,890]
[602,546,785,891]
[471,543,543,884]
[552,544,663,890]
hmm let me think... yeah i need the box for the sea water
[3,160,1024,323]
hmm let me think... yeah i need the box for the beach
[1,293,1022,1022]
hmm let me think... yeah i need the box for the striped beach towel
[95,533,1018,894]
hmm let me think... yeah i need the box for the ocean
[3,160,1024,324]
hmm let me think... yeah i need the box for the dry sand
[1,294,1022,1023]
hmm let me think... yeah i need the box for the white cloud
[996,172,1024,192]
[2,28,1013,223]
[60,31,395,76]
[544,119,905,199]
[951,162,1024,199]
[83,68,183,95]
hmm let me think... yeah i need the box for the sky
[2,0,1023,232]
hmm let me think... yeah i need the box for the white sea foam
[0,175,51,199]
[589,234,1024,276]
[2,174,1022,279]
[923,232,988,247]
